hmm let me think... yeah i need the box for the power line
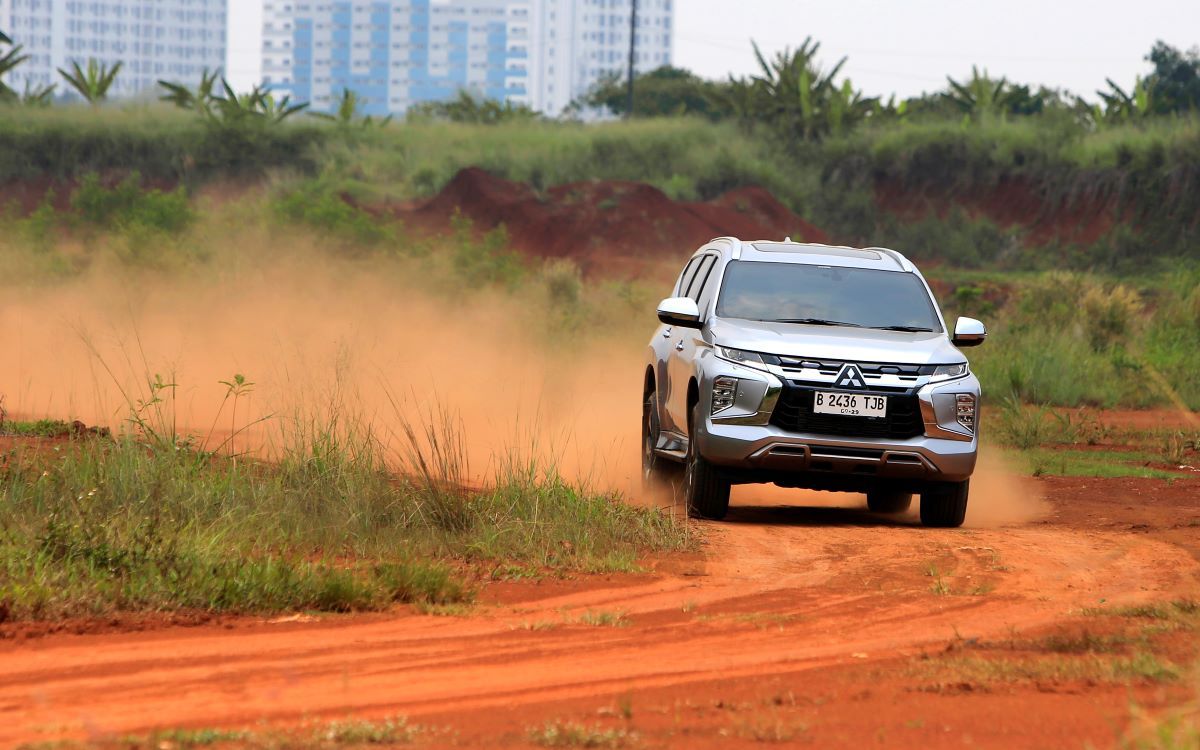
[675,32,1137,65]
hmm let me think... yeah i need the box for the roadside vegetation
[0,401,689,621]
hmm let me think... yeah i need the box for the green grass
[1018,448,1183,479]
[914,651,1181,689]
[18,715,423,749]
[528,721,633,748]
[0,422,690,621]
[577,609,630,627]
[0,419,74,438]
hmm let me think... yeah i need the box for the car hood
[709,317,965,365]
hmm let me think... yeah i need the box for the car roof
[700,237,914,272]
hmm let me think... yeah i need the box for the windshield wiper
[772,318,864,328]
[873,325,935,332]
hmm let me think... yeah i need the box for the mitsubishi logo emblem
[834,363,867,389]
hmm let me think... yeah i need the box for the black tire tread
[686,402,730,520]
[920,480,970,528]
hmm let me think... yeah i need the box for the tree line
[3,27,1198,136]
[583,39,1200,140]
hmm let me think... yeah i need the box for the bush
[71,171,194,233]
[272,180,398,248]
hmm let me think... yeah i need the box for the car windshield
[715,261,943,332]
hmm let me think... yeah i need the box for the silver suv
[642,238,986,528]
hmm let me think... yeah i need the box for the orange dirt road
[4,480,1200,749]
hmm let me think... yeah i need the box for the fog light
[712,376,738,414]
[955,393,977,433]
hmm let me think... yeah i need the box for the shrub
[272,180,398,248]
[71,171,194,233]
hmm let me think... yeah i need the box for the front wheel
[920,480,970,528]
[684,402,730,520]
[642,389,677,492]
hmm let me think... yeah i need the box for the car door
[658,255,705,437]
[666,253,717,435]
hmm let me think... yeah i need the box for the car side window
[694,256,722,311]
[674,257,702,297]
[687,256,716,302]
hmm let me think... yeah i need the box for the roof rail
[705,236,743,260]
[865,246,913,271]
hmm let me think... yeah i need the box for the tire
[867,488,912,514]
[684,402,730,520]
[642,388,677,492]
[920,480,970,528]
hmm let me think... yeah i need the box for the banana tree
[58,59,122,103]
[158,67,221,116]
[159,73,307,125]
[258,90,309,123]
[1097,77,1155,122]
[0,30,31,102]
[943,66,1010,119]
[310,88,392,128]
[20,80,55,107]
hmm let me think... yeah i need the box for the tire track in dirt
[3,498,1196,748]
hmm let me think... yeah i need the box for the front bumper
[697,354,980,484]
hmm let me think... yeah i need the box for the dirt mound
[875,177,1116,247]
[408,168,828,276]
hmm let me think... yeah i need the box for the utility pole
[625,0,637,118]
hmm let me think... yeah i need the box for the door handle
[675,341,685,351]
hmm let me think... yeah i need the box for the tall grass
[0,395,689,621]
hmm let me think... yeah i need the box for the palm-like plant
[310,88,392,127]
[410,89,538,124]
[20,80,55,107]
[58,59,122,103]
[157,73,308,125]
[0,30,31,102]
[159,67,221,115]
[718,38,875,142]
[1097,77,1154,122]
[943,66,1011,119]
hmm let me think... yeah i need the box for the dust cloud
[0,253,1044,525]
[0,254,647,495]
[957,449,1047,526]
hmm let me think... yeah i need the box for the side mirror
[953,316,987,347]
[657,297,702,328]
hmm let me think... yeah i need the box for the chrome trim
[747,441,940,476]
[920,396,973,442]
[766,364,930,389]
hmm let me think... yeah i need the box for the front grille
[770,383,925,439]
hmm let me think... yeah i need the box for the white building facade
[262,0,672,117]
[0,0,226,99]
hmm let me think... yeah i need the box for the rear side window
[674,257,703,297]
[686,256,716,301]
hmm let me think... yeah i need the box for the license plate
[813,391,888,418]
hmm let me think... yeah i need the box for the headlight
[929,363,970,382]
[715,346,776,370]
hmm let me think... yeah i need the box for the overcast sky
[228,0,1199,101]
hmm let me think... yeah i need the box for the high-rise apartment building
[262,0,672,117]
[0,0,226,99]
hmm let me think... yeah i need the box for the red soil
[875,176,1118,247]
[401,168,829,276]
[3,475,1198,749]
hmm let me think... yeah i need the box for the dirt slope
[404,168,828,275]
[3,478,1198,749]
